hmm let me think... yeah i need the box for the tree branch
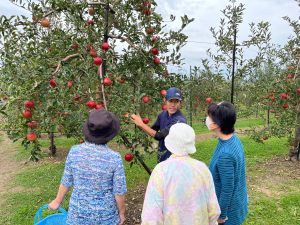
[108,34,140,51]
[293,57,300,80]
[52,53,81,76]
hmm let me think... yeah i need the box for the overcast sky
[1,0,299,73]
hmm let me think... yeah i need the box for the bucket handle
[34,204,67,224]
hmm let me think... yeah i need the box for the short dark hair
[207,101,236,134]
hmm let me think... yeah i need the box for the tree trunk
[48,132,57,156]
[255,104,259,118]
[288,104,300,161]
[267,107,270,128]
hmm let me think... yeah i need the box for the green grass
[14,137,79,161]
[193,137,300,225]
[0,137,158,225]
[235,117,265,128]
[1,134,300,225]
[244,191,300,225]
[1,163,72,225]
[192,117,264,134]
[193,136,288,165]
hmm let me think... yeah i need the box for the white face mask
[205,116,214,130]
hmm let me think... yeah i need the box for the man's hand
[131,114,144,127]
[48,199,60,210]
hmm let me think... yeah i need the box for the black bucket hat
[83,109,120,144]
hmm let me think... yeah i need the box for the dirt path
[195,128,247,142]
[0,133,25,207]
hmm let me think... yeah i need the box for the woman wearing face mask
[206,101,248,225]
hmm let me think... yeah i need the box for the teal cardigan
[209,134,248,225]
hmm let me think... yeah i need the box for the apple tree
[191,0,273,119]
[0,0,193,164]
[251,14,300,161]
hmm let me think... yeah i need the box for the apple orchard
[0,0,300,164]
[0,0,193,162]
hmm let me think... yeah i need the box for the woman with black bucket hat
[48,109,127,225]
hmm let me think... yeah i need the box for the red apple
[103,77,112,86]
[296,87,300,94]
[86,44,93,51]
[143,9,151,16]
[160,89,167,96]
[101,42,110,51]
[142,95,150,103]
[71,42,79,49]
[269,95,275,102]
[40,18,50,27]
[73,94,81,101]
[143,117,150,124]
[88,7,95,16]
[89,49,97,58]
[27,132,37,141]
[151,48,159,55]
[146,27,155,35]
[50,79,56,88]
[162,105,167,110]
[87,19,94,25]
[86,100,96,109]
[24,100,35,109]
[287,66,294,70]
[280,93,288,100]
[67,81,73,88]
[94,57,103,65]
[118,79,125,84]
[153,57,160,65]
[143,1,151,8]
[152,36,159,43]
[27,121,38,129]
[205,97,213,104]
[124,153,134,162]
[95,104,103,109]
[22,110,32,119]
[282,103,288,109]
[287,74,294,79]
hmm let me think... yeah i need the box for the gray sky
[1,0,299,73]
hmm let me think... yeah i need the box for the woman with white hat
[141,123,220,225]
[48,109,127,225]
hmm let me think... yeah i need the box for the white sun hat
[165,123,196,156]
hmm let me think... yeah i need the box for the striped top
[61,142,127,225]
[141,155,220,225]
[209,134,248,225]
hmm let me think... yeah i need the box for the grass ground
[1,119,300,224]
[192,117,264,134]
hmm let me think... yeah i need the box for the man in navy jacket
[131,87,186,163]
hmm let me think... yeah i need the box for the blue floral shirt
[61,142,127,225]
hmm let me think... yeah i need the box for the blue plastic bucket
[34,204,67,225]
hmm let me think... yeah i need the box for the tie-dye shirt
[141,155,220,225]
[61,142,127,225]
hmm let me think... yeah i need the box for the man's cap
[165,87,182,101]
